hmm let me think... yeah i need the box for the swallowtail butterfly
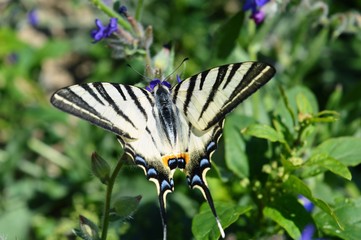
[51,61,276,239]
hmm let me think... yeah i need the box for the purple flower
[242,0,270,24]
[298,195,319,240]
[91,18,118,43]
[107,18,118,35]
[176,75,182,83]
[298,195,314,213]
[162,81,171,89]
[118,5,128,16]
[28,9,38,26]
[146,79,171,92]
[300,224,316,240]
[251,10,265,24]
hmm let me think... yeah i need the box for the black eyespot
[177,158,185,169]
[168,159,177,169]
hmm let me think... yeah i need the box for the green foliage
[193,202,252,240]
[1,0,361,240]
[315,197,361,240]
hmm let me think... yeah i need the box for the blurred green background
[0,0,360,239]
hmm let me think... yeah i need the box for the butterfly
[50,61,276,239]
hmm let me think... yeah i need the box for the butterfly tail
[198,180,225,239]
[187,158,225,238]
[158,190,168,240]
[147,170,174,240]
[154,171,174,240]
[129,152,174,240]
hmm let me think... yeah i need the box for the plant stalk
[101,156,124,240]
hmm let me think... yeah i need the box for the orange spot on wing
[162,153,190,168]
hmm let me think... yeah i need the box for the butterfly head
[146,79,171,92]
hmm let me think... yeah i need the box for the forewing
[51,82,154,140]
[172,62,275,131]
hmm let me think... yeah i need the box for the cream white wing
[172,62,276,131]
[51,82,154,140]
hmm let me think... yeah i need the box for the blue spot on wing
[161,180,171,192]
[200,158,210,168]
[135,156,147,167]
[206,141,216,152]
[170,179,174,187]
[191,175,203,186]
[147,168,158,178]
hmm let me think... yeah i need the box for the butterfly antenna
[126,64,153,82]
[163,57,189,82]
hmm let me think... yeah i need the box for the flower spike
[91,18,118,43]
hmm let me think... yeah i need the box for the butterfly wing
[51,82,173,239]
[173,61,276,237]
[50,82,154,140]
[172,62,276,131]
[185,121,225,238]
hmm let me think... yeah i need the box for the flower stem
[101,156,124,240]
[135,0,144,21]
[89,0,132,31]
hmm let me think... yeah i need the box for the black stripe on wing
[223,62,242,89]
[51,87,134,139]
[93,83,137,129]
[124,85,148,120]
[198,65,229,120]
[80,84,106,105]
[113,84,127,101]
[182,75,197,116]
[53,88,101,117]
[204,62,275,130]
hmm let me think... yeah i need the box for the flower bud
[91,152,111,185]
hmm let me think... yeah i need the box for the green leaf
[37,39,71,59]
[193,202,252,240]
[264,193,314,239]
[215,11,244,59]
[311,110,340,123]
[296,92,314,114]
[109,195,142,222]
[243,124,285,143]
[224,115,249,178]
[293,28,329,83]
[0,28,29,55]
[0,203,32,239]
[326,85,343,110]
[304,153,352,180]
[263,207,301,239]
[283,175,342,229]
[313,137,361,166]
[315,197,361,240]
[275,86,319,133]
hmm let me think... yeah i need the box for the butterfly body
[51,62,276,239]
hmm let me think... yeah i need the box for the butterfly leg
[186,157,225,238]
[134,155,174,240]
